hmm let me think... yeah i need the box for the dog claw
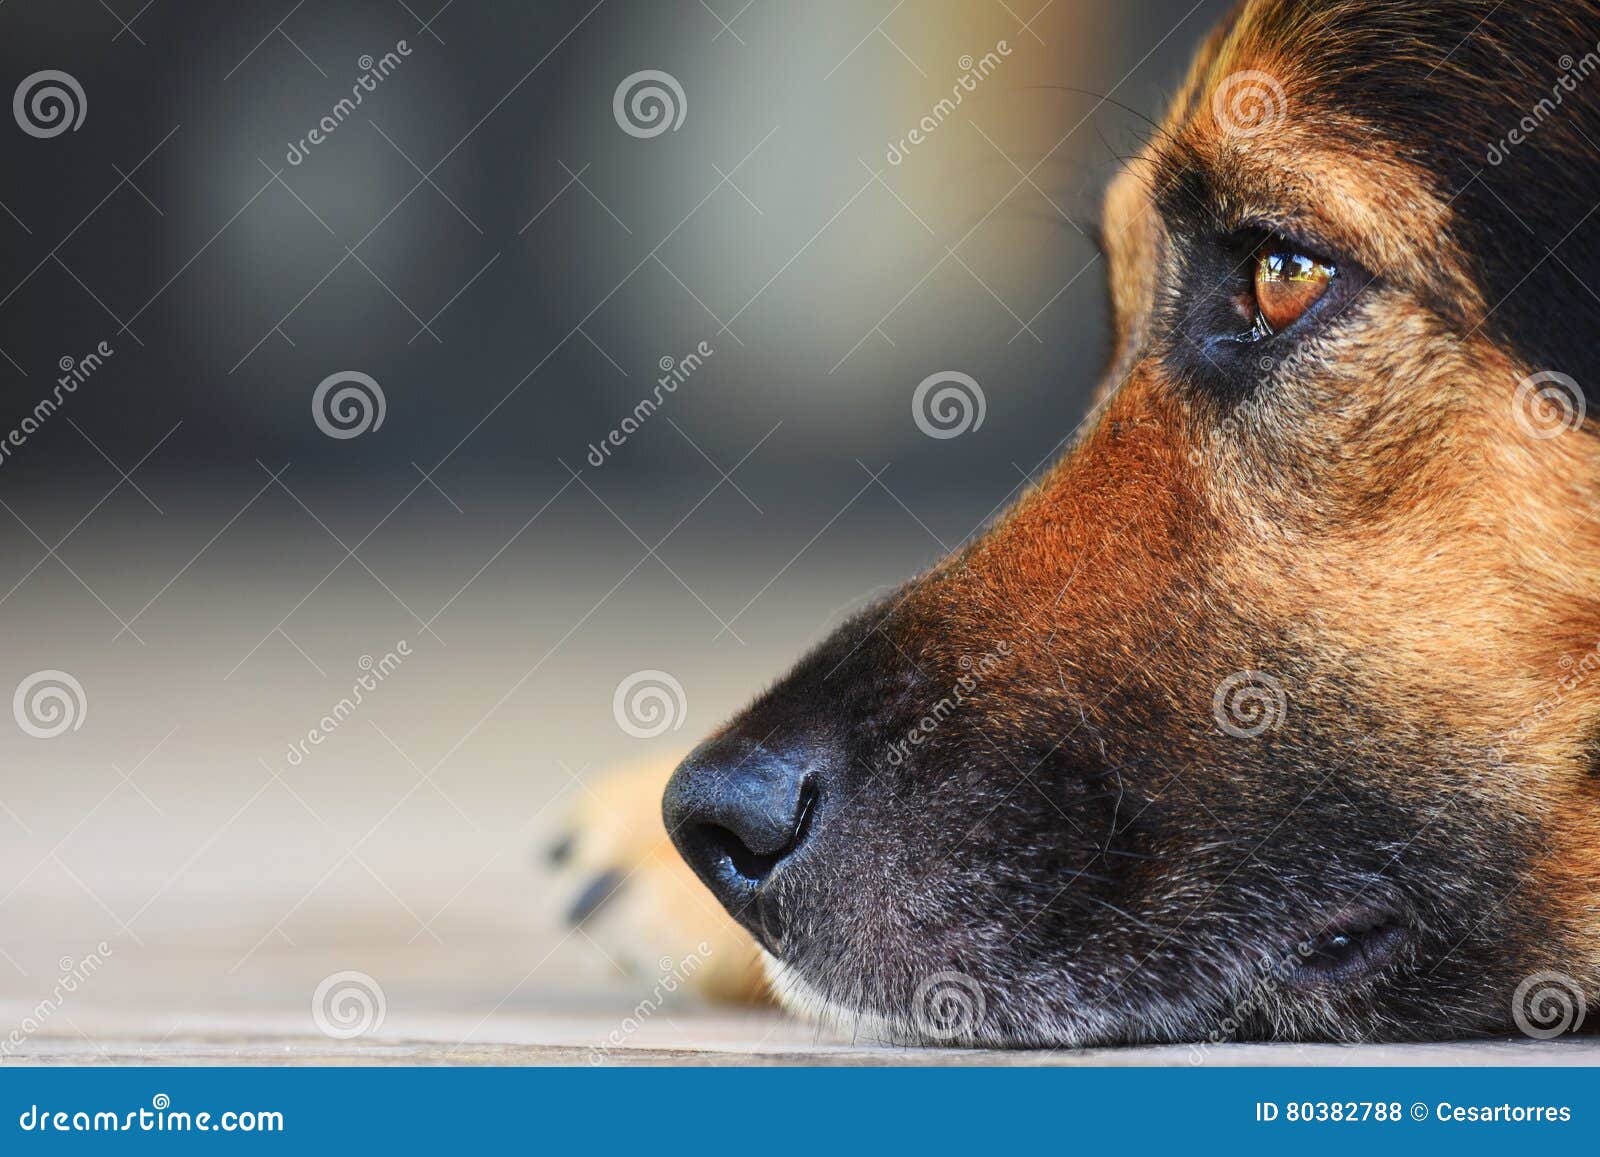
[544,832,575,867]
[566,868,626,926]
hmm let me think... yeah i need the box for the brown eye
[1253,245,1336,333]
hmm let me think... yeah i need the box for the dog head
[664,0,1600,1047]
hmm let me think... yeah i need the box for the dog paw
[544,754,767,1003]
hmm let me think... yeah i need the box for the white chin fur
[760,951,1217,1049]
[761,952,928,1046]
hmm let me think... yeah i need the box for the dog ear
[1464,105,1600,414]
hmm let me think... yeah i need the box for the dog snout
[662,735,822,937]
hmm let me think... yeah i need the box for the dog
[558,0,1600,1047]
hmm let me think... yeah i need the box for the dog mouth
[1282,908,1411,989]
[757,886,1417,1045]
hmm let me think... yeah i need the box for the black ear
[1454,42,1600,412]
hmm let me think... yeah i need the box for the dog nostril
[695,822,787,884]
[693,779,817,886]
[663,739,825,942]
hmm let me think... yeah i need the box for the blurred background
[0,0,1226,1056]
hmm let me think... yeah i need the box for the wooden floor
[8,1007,1600,1066]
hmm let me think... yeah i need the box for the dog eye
[1253,244,1336,333]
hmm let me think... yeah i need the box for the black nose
[662,735,820,934]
